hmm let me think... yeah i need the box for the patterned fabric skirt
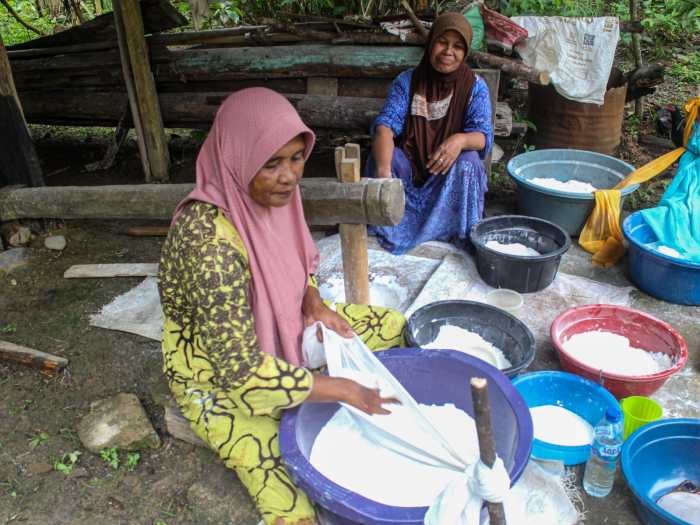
[165,304,406,525]
[365,147,488,255]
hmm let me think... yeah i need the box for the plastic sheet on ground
[89,277,163,341]
[405,253,633,345]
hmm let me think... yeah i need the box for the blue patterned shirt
[371,69,494,159]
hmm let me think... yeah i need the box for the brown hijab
[401,13,476,185]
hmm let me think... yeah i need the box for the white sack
[321,325,510,524]
[512,16,619,105]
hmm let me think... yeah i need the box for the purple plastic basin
[279,348,533,525]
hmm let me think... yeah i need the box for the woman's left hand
[427,135,464,175]
[307,304,354,341]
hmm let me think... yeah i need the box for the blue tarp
[641,123,700,262]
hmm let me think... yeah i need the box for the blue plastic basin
[507,149,637,235]
[279,348,533,525]
[622,418,700,525]
[512,371,621,465]
[623,211,700,305]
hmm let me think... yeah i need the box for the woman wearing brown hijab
[367,13,493,255]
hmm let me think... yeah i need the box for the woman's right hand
[343,380,398,415]
[308,376,398,415]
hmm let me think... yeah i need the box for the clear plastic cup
[486,288,524,316]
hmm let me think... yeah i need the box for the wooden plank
[0,339,68,375]
[63,263,159,278]
[307,77,338,96]
[337,144,370,305]
[113,0,151,181]
[20,90,515,137]
[0,179,405,226]
[164,403,207,448]
[0,34,44,188]
[125,226,169,236]
[117,0,170,182]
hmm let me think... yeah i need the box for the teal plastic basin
[507,149,637,236]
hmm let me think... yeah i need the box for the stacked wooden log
[8,13,531,139]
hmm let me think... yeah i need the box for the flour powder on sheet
[529,178,597,193]
[486,240,541,256]
[530,405,594,447]
[310,403,479,507]
[318,273,405,309]
[563,330,672,376]
[424,325,511,369]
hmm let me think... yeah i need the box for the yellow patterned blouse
[158,201,313,425]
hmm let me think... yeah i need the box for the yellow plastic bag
[579,97,700,267]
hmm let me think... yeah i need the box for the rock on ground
[0,247,33,273]
[44,235,67,251]
[77,393,161,453]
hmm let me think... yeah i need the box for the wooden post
[470,377,507,525]
[630,0,643,119]
[0,33,43,187]
[113,0,170,182]
[336,144,370,305]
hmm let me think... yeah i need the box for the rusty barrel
[527,82,627,155]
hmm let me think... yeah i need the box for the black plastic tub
[406,300,535,378]
[469,215,571,293]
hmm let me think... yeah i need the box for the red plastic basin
[550,305,688,399]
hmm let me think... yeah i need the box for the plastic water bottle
[583,407,624,497]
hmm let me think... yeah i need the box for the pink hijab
[173,88,319,366]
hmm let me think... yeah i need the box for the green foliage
[99,447,141,471]
[54,450,81,475]
[503,0,699,42]
[28,431,49,449]
[502,0,604,17]
[100,447,119,469]
[9,399,33,416]
[125,451,141,471]
[670,53,700,84]
[0,323,16,334]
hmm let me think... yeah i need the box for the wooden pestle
[470,377,507,525]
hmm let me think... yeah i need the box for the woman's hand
[344,381,398,415]
[310,305,354,340]
[427,134,465,175]
[308,376,398,415]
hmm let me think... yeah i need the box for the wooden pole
[470,377,507,525]
[336,144,370,305]
[0,340,67,375]
[114,0,170,182]
[0,179,406,226]
[112,0,150,181]
[401,0,429,39]
[0,32,43,187]
[630,0,644,119]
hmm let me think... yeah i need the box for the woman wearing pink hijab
[158,88,405,525]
